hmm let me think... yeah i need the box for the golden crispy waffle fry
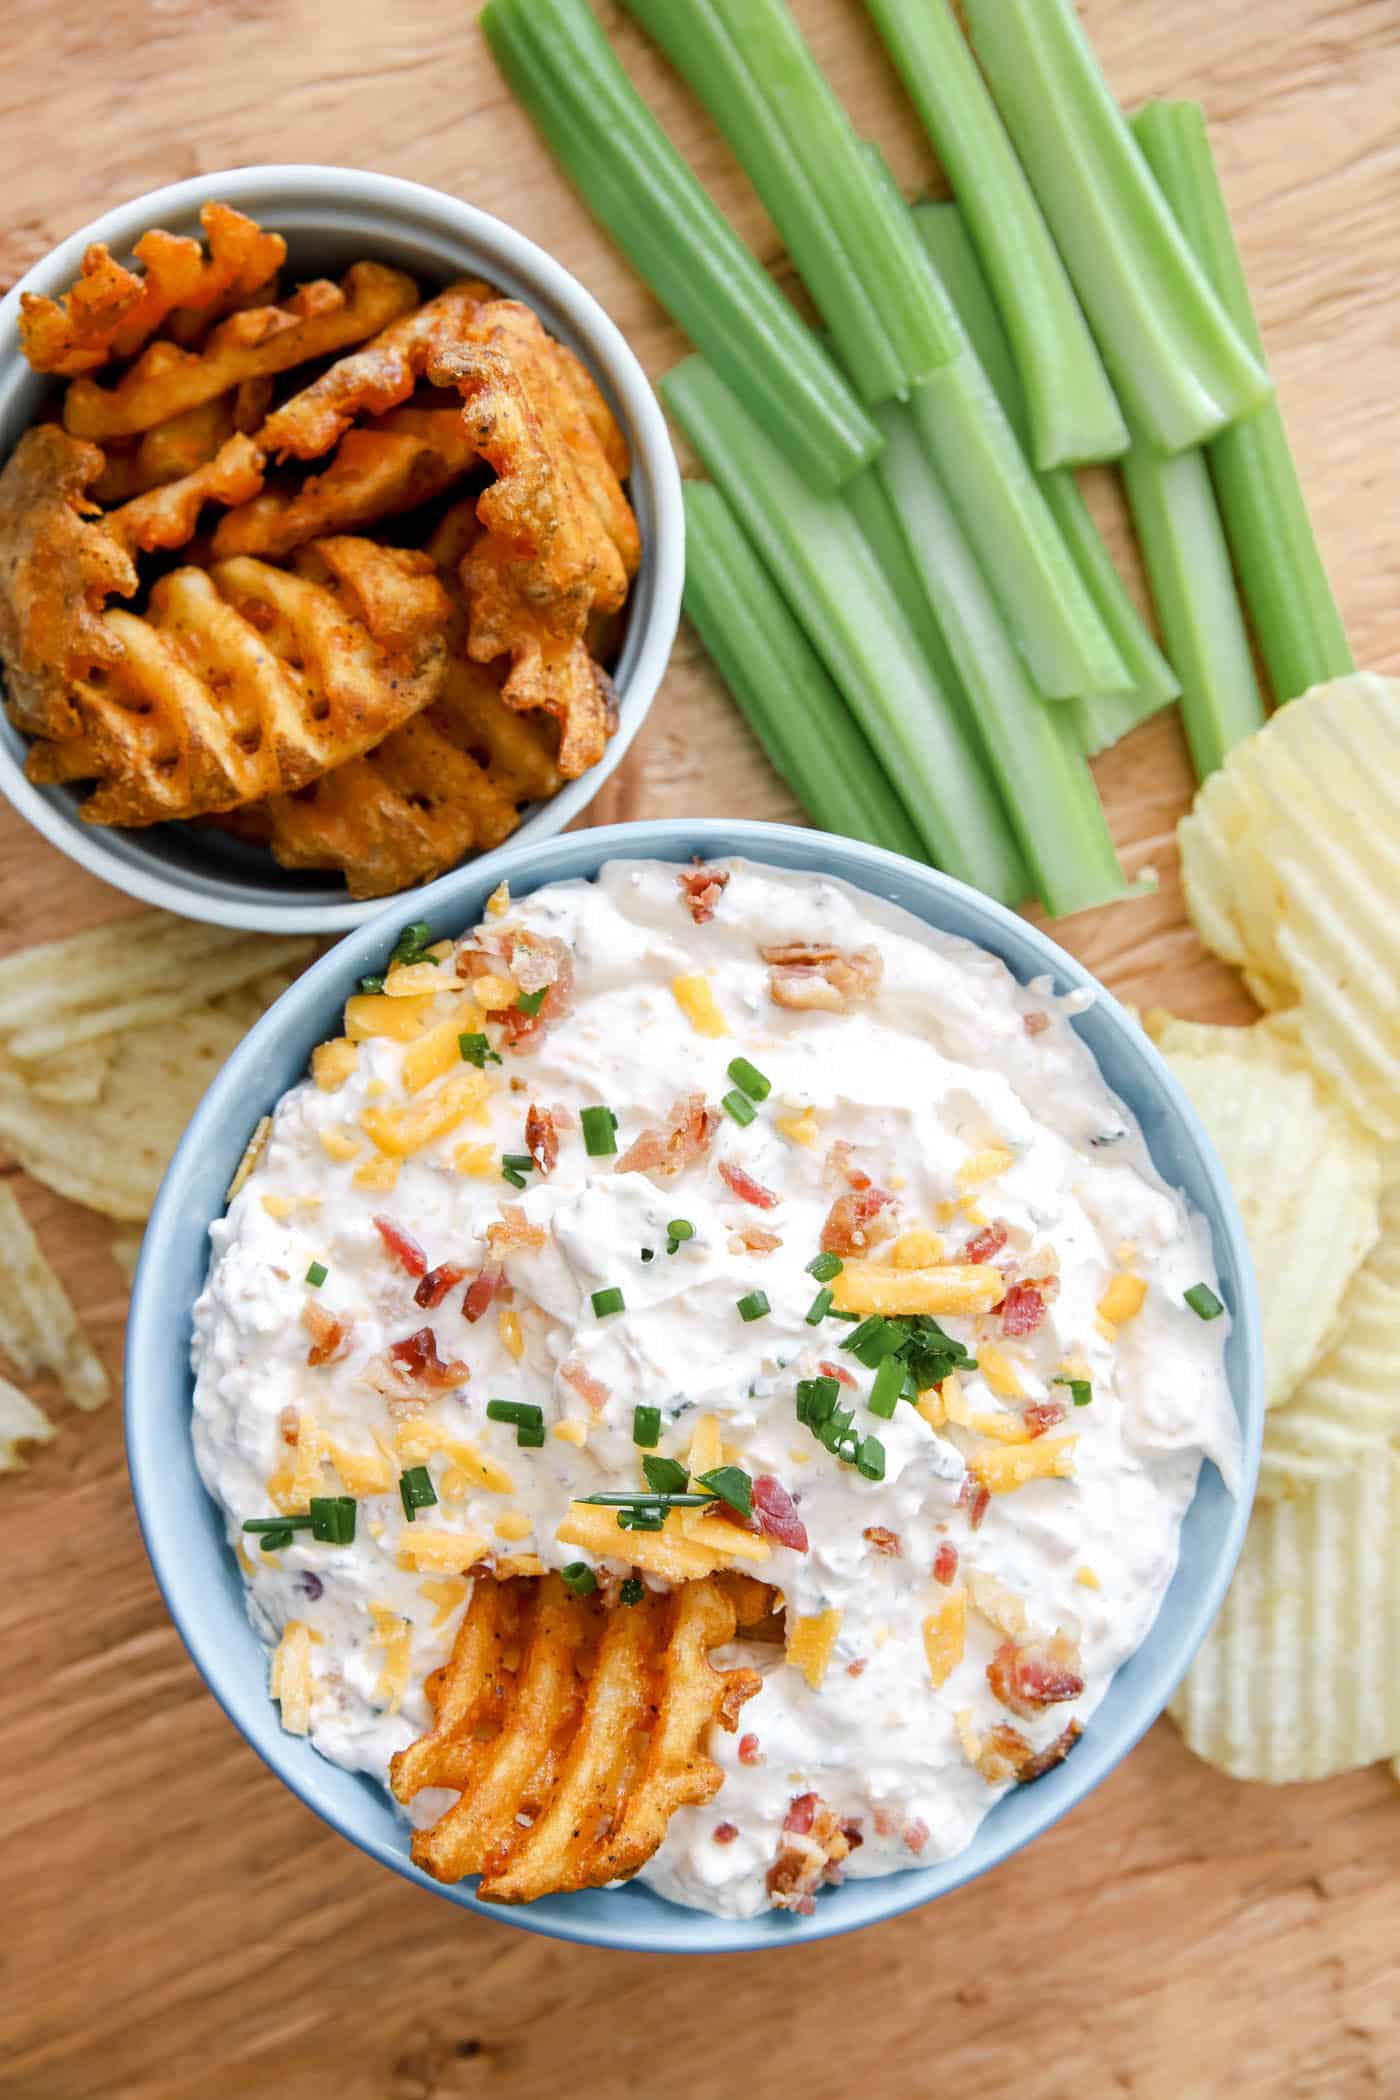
[90,385,273,505]
[24,537,449,825]
[19,203,287,376]
[0,1375,55,1472]
[1170,1455,1400,1782]
[0,1183,108,1410]
[257,279,492,461]
[62,263,419,442]
[0,424,137,738]
[105,434,265,556]
[393,1574,759,1901]
[209,408,475,560]
[1260,1176,1400,1499]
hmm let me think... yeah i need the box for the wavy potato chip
[1156,1029,1380,1410]
[1171,1456,1400,1782]
[0,1183,108,1409]
[0,1375,56,1471]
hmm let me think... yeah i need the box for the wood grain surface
[2,3,1399,2096]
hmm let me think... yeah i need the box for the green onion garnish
[458,1032,502,1068]
[696,1464,753,1519]
[243,1515,315,1535]
[804,1287,834,1326]
[806,1251,844,1282]
[855,1435,887,1482]
[305,1261,328,1288]
[721,1089,757,1127]
[486,1399,546,1449]
[1184,1282,1224,1320]
[1053,1375,1094,1406]
[736,1290,770,1322]
[617,1506,666,1532]
[580,1105,619,1156]
[843,1314,904,1367]
[867,1355,905,1419]
[516,986,548,1017]
[796,1375,840,1427]
[391,919,436,965]
[358,975,385,996]
[642,1454,691,1496]
[641,1248,655,1263]
[399,1466,437,1521]
[501,1165,528,1189]
[501,1153,535,1172]
[633,1405,662,1447]
[560,1561,598,1596]
[309,1495,356,1545]
[666,1218,695,1252]
[591,1286,626,1318]
[579,1491,712,1507]
[726,1056,771,1102]
[619,1576,645,1606]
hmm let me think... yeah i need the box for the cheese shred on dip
[193,857,1239,1920]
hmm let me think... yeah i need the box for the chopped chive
[458,1031,502,1068]
[501,1153,535,1172]
[722,1089,757,1127]
[591,1286,626,1318]
[516,987,548,1017]
[806,1251,844,1282]
[1184,1282,1224,1321]
[796,1375,840,1427]
[560,1561,598,1596]
[243,1514,315,1534]
[580,1491,711,1507]
[641,1247,655,1263]
[696,1464,753,1519]
[619,1576,645,1605]
[501,1166,528,1189]
[485,1400,545,1427]
[643,1454,691,1496]
[304,1260,328,1288]
[1053,1376,1094,1407]
[868,1355,905,1419]
[309,1494,356,1545]
[843,1314,904,1367]
[399,1466,436,1521]
[855,1434,887,1482]
[358,975,385,996]
[516,1420,546,1449]
[666,1218,695,1243]
[391,919,435,965]
[726,1056,771,1102]
[736,1290,771,1323]
[632,1405,662,1448]
[580,1105,619,1156]
[258,1530,293,1552]
[617,1505,667,1532]
[804,1287,834,1326]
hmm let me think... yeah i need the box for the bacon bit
[819,1359,857,1389]
[841,1817,865,1851]
[738,1225,783,1256]
[461,930,574,1051]
[614,1092,718,1181]
[278,1405,300,1446]
[388,1326,470,1390]
[986,1635,1085,1719]
[999,1282,1046,1336]
[863,1526,901,1557]
[718,1668,762,1728]
[783,1792,818,1836]
[846,1658,868,1678]
[1023,1011,1051,1036]
[524,1104,558,1175]
[958,1478,991,1532]
[373,1215,427,1278]
[752,1474,810,1553]
[1023,1400,1067,1438]
[825,1138,871,1191]
[679,859,730,924]
[762,941,883,1014]
[738,1732,763,1767]
[713,1820,740,1845]
[718,1158,779,1209]
[562,1360,612,1414]
[903,1819,930,1855]
[485,1206,547,1256]
[964,1220,1010,1266]
[302,1301,348,1366]
[462,1263,503,1323]
[872,1807,896,1839]
[1018,1718,1084,1783]
[975,1723,1034,1785]
[767,1795,852,1912]
[820,1184,894,1255]
[933,1542,960,1586]
[415,1262,467,1310]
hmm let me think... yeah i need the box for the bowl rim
[127,817,1263,1953]
[0,164,684,934]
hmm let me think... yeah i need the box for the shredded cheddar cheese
[471,972,519,1011]
[419,1577,469,1628]
[940,1372,972,1427]
[269,1622,316,1735]
[260,1193,294,1220]
[495,1553,547,1578]
[831,1259,1006,1318]
[498,1308,524,1361]
[493,1508,534,1542]
[974,1341,1025,1400]
[890,1228,945,1269]
[670,972,728,1037]
[923,1589,967,1687]
[352,1154,400,1192]
[776,1109,819,1147]
[369,1603,412,1712]
[552,1419,588,1447]
[384,959,446,998]
[395,1528,488,1573]
[326,1441,394,1496]
[969,1410,1032,1444]
[452,1141,497,1177]
[311,1038,359,1092]
[557,1503,723,1582]
[394,1418,514,1495]
[1075,1565,1102,1590]
[318,1124,361,1163]
[344,992,435,1042]
[267,1417,325,1513]
[957,1145,1014,1189]
[486,880,510,918]
[402,1003,482,1094]
[954,1707,982,1766]
[786,1609,842,1689]
[969,1435,1078,1494]
[360,1067,490,1158]
[1098,1273,1147,1326]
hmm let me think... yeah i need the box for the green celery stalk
[702,0,957,391]
[1133,100,1353,701]
[915,202,1179,755]
[681,482,925,860]
[842,464,974,734]
[872,403,1130,918]
[480,0,880,491]
[862,0,1126,468]
[962,0,1271,455]
[618,0,904,405]
[662,358,1027,905]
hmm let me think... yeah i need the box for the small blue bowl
[128,819,1262,1953]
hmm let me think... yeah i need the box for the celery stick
[703,0,957,391]
[863,0,1126,468]
[1134,101,1353,701]
[618,0,904,405]
[916,202,1179,753]
[842,465,973,734]
[481,0,880,491]
[662,358,1027,905]
[962,0,1271,455]
[682,482,925,860]
[873,404,1129,917]
[1121,440,1265,781]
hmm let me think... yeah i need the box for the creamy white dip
[192,856,1238,1919]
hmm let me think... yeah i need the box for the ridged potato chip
[0,1375,55,1470]
[1155,1029,1380,1409]
[1171,1456,1400,1782]
[0,1183,108,1409]
[1178,674,1400,1136]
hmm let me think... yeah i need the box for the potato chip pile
[1152,674,1400,1783]
[0,203,641,897]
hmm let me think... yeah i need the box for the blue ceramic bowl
[128,819,1263,1952]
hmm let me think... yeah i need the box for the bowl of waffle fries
[0,167,682,931]
[126,817,1261,1951]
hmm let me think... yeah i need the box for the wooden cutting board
[2,3,1397,2095]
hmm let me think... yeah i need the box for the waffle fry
[392,1574,759,1902]
[91,383,274,505]
[258,279,491,460]
[24,536,449,824]
[62,263,419,442]
[209,408,474,561]
[106,434,265,555]
[19,202,287,376]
